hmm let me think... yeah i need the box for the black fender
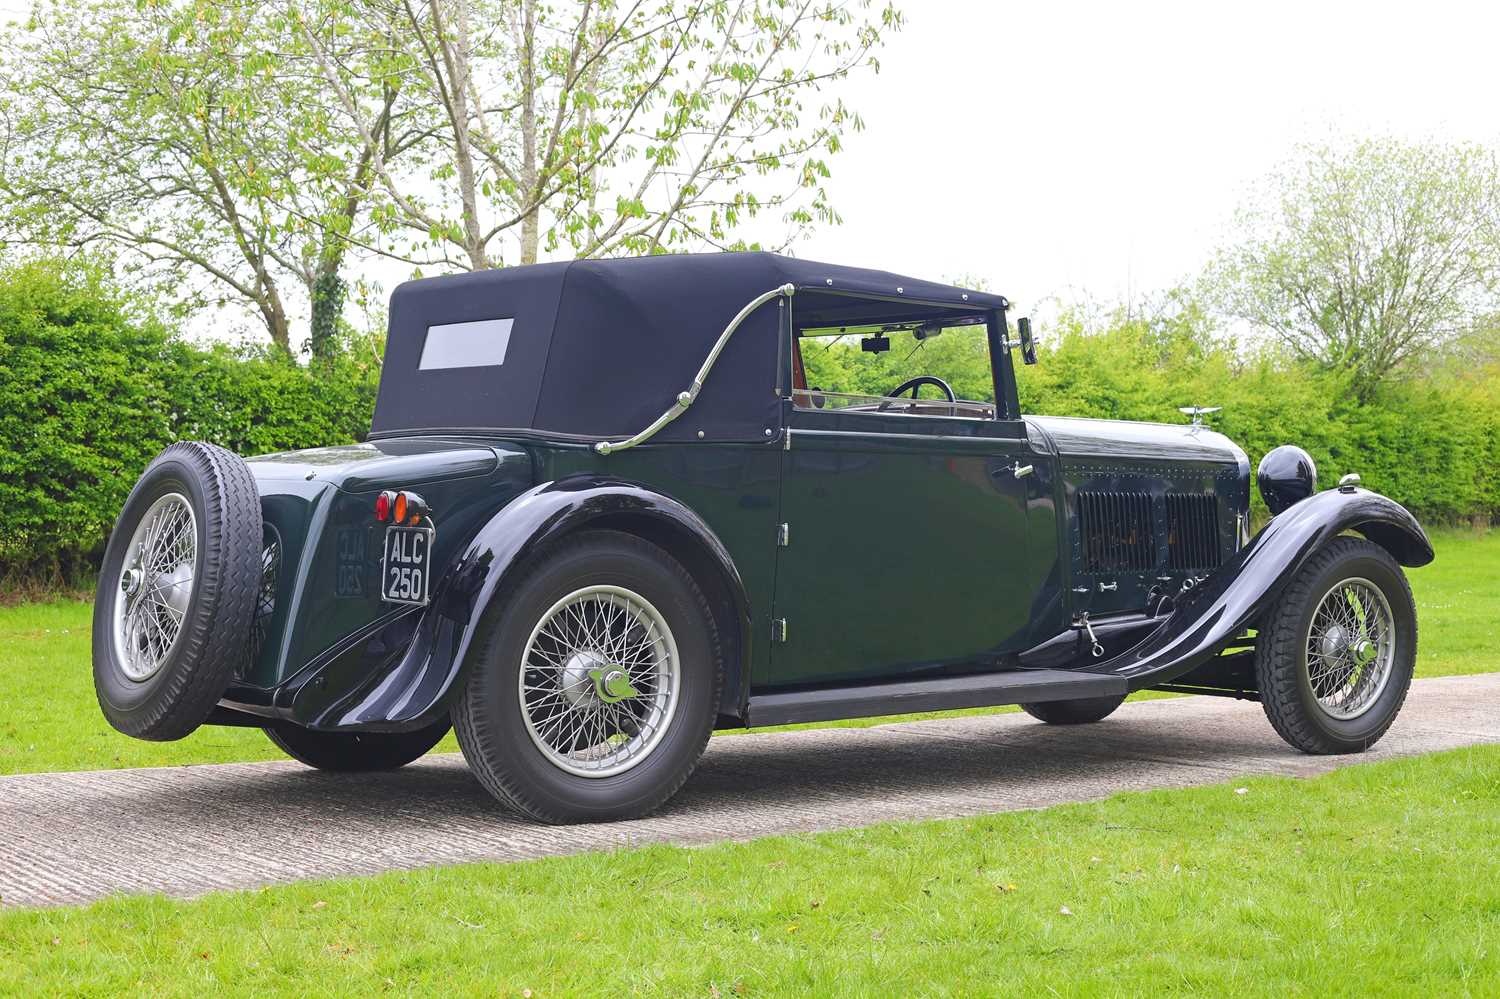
[284,476,753,731]
[1090,486,1432,689]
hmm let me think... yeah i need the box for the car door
[769,404,1045,688]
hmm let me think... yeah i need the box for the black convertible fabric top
[370,252,1005,442]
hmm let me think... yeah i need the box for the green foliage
[307,270,347,361]
[296,0,902,269]
[0,0,377,350]
[1210,139,1500,396]
[0,260,379,582]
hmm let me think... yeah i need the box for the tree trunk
[441,1,487,269]
[260,284,292,353]
[518,0,539,266]
[521,210,539,265]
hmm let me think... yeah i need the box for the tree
[1211,140,1500,396]
[1,0,896,347]
[294,0,901,270]
[0,0,412,351]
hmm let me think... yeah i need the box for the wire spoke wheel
[112,493,198,683]
[519,584,680,778]
[1304,575,1395,720]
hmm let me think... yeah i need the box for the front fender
[1091,487,1432,689]
[286,476,750,731]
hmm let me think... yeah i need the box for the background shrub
[0,261,379,583]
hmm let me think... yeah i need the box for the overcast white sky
[5,0,1500,342]
[796,0,1500,317]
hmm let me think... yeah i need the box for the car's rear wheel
[1020,694,1126,725]
[92,442,262,741]
[1255,537,1416,754]
[263,719,451,772]
[452,530,722,823]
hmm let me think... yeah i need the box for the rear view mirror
[861,334,891,353]
[1017,317,1037,365]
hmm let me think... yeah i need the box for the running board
[745,669,1128,727]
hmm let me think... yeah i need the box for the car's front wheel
[1255,537,1416,754]
[452,530,722,823]
[263,718,451,772]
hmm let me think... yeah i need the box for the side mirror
[1017,317,1037,365]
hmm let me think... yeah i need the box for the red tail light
[376,490,428,525]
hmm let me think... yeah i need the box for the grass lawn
[1,528,1495,776]
[2,744,1498,994]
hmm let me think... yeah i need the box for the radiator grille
[1166,493,1221,571]
[1077,491,1155,572]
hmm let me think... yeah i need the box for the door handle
[1012,462,1034,479]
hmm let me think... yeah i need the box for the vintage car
[92,253,1433,823]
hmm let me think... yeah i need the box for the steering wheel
[878,375,956,411]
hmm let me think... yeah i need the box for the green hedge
[0,261,380,582]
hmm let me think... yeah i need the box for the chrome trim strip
[789,427,1027,445]
[595,284,796,455]
[791,395,997,422]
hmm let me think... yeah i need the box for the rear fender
[285,476,751,730]
[1094,487,1432,689]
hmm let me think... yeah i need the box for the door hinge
[771,618,788,643]
[776,522,790,547]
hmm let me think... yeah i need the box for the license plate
[381,525,434,606]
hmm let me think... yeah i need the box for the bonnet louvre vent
[1167,493,1221,571]
[1078,491,1154,572]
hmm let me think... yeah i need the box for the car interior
[791,313,996,419]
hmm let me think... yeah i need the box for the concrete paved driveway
[3,673,1498,908]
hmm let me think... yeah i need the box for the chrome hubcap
[1305,577,1395,720]
[558,650,608,708]
[518,585,680,778]
[112,493,198,683]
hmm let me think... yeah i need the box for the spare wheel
[92,441,262,741]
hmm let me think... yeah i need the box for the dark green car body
[211,253,1434,737]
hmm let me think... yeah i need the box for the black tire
[92,442,262,741]
[264,718,451,772]
[1020,694,1126,725]
[1255,537,1417,754]
[452,530,722,824]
